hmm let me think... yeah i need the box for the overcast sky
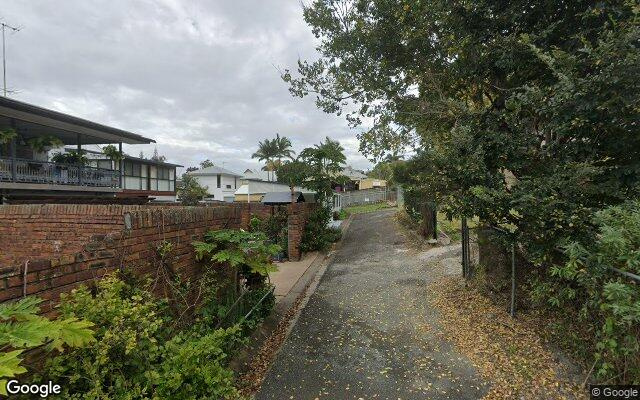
[1,0,370,174]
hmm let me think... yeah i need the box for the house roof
[261,191,304,204]
[241,169,277,182]
[187,165,242,177]
[234,180,313,195]
[341,166,368,180]
[0,96,155,145]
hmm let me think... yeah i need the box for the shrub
[301,206,341,252]
[532,201,640,382]
[0,298,94,395]
[43,275,169,398]
[40,274,254,399]
[155,328,242,400]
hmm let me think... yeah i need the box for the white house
[234,180,314,203]
[187,165,242,203]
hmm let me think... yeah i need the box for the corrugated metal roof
[188,165,242,177]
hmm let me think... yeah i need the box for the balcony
[0,157,120,188]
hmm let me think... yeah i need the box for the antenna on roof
[1,22,21,97]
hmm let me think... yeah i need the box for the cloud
[1,0,372,174]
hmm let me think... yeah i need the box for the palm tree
[252,138,279,181]
[273,133,295,163]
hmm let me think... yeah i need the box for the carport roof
[0,96,155,145]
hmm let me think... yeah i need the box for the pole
[510,242,516,318]
[461,217,467,278]
[1,22,20,97]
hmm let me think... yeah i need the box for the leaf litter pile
[427,276,587,399]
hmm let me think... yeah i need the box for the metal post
[432,207,438,241]
[2,23,19,97]
[461,217,467,278]
[510,242,516,318]
[77,133,83,185]
[118,142,123,188]
[9,118,16,180]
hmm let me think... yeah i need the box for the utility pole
[2,22,20,97]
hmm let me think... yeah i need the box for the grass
[343,202,396,214]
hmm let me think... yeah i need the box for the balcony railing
[0,157,120,188]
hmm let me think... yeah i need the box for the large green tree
[284,0,640,381]
[284,0,640,252]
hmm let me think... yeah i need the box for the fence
[461,218,640,318]
[333,187,396,210]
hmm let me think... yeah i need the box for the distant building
[240,168,276,184]
[335,166,368,191]
[359,178,387,190]
[261,191,311,205]
[234,180,314,203]
[187,165,242,203]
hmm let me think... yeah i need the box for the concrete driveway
[257,209,487,399]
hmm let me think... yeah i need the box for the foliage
[333,208,349,220]
[252,133,295,181]
[0,297,94,395]
[193,229,280,287]
[41,272,259,399]
[155,328,242,400]
[275,159,312,203]
[532,202,640,382]
[250,211,289,257]
[301,206,341,252]
[179,174,209,205]
[43,275,169,398]
[199,159,215,169]
[0,128,17,145]
[298,137,348,201]
[51,150,89,166]
[150,148,166,162]
[101,144,123,162]
[286,0,640,380]
[26,135,64,152]
[368,158,403,185]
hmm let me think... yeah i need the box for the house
[187,165,241,203]
[261,191,310,205]
[240,168,276,184]
[335,166,368,191]
[359,178,387,190]
[0,96,156,203]
[234,180,314,203]
[66,149,182,202]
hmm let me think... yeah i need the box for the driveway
[257,209,487,399]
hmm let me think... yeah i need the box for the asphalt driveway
[257,209,487,399]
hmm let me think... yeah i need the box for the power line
[2,22,21,97]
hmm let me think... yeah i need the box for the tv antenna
[2,22,21,97]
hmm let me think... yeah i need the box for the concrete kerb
[229,214,354,376]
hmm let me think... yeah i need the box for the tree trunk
[419,202,435,238]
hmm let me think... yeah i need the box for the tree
[151,148,167,163]
[276,159,311,204]
[284,0,640,381]
[198,159,215,169]
[179,174,208,205]
[252,138,279,181]
[273,133,295,162]
[299,137,347,201]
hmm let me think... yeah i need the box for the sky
[0,0,371,174]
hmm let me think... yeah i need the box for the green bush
[156,328,242,400]
[43,275,170,398]
[40,274,252,399]
[531,201,640,382]
[301,206,341,252]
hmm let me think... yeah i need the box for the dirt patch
[427,276,588,399]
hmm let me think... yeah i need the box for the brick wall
[288,203,315,261]
[0,202,316,312]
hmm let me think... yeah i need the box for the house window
[226,184,231,189]
[217,174,221,188]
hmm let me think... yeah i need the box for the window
[217,174,221,188]
[226,184,232,189]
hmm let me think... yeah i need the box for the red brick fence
[0,202,314,312]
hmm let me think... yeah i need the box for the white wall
[192,173,238,202]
